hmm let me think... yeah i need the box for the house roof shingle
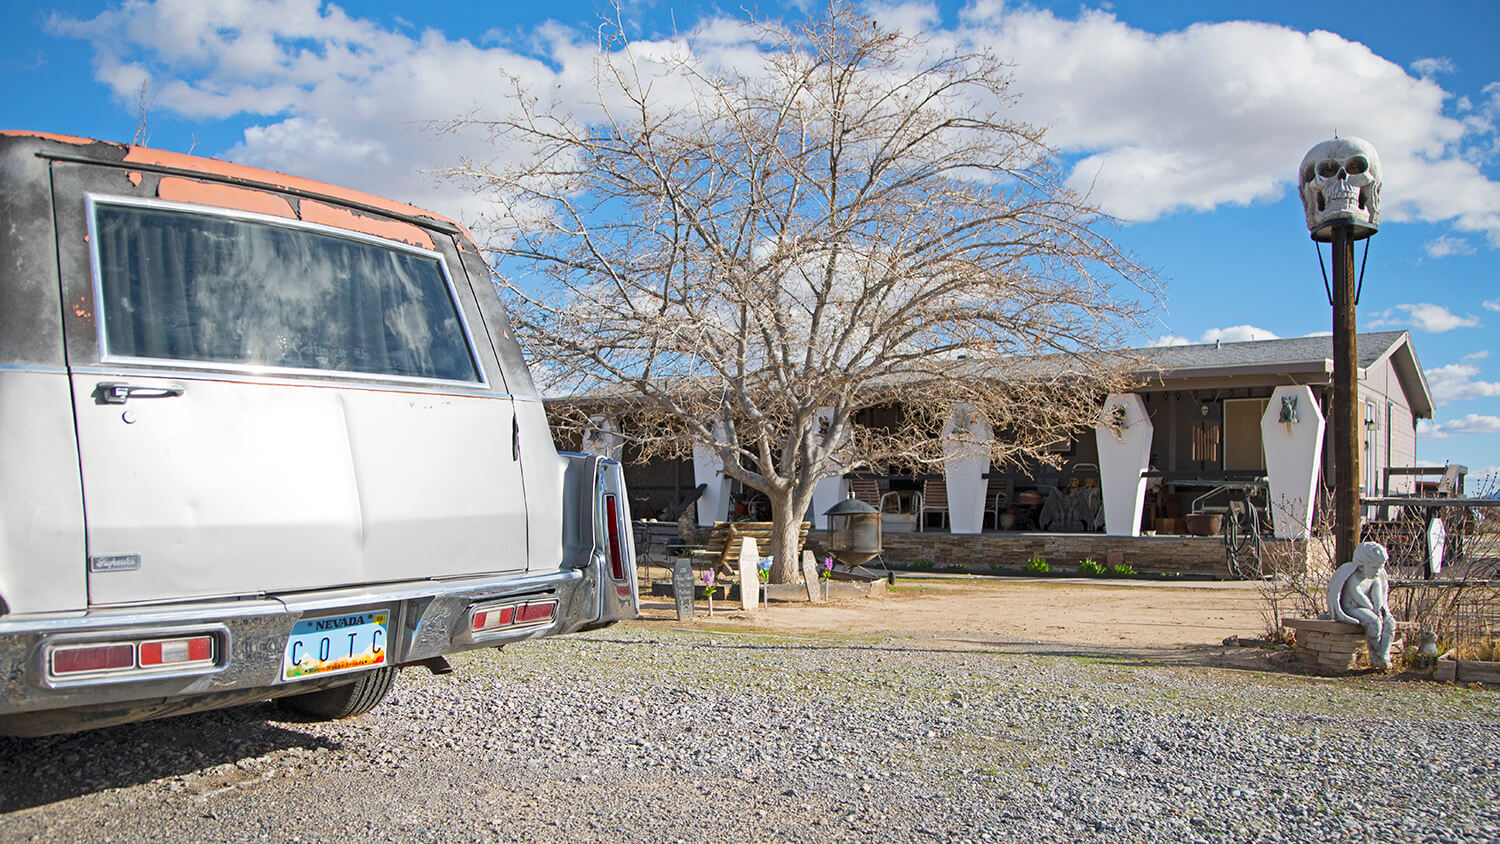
[1124,330,1410,373]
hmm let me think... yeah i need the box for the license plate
[282,611,389,681]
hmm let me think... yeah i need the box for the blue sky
[5,0,1499,481]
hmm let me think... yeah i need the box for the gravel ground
[2,624,1498,843]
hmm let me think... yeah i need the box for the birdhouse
[823,494,882,567]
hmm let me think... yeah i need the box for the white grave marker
[738,537,759,611]
[801,551,821,602]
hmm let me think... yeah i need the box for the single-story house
[568,330,1436,544]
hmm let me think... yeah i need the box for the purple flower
[703,569,715,586]
[821,557,834,572]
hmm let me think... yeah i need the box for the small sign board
[672,558,696,621]
[802,551,821,602]
[738,537,759,611]
[1427,516,1446,576]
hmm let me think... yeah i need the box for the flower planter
[1435,656,1500,686]
[1184,513,1222,537]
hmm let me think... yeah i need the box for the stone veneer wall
[807,531,1310,578]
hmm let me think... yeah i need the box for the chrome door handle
[93,382,186,405]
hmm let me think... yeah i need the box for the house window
[1223,398,1268,472]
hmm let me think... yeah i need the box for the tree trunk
[765,487,805,584]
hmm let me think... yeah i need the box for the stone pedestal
[1282,618,1400,675]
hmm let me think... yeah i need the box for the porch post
[1259,385,1326,538]
[809,407,845,530]
[1095,394,1152,536]
[691,421,732,527]
[585,415,624,462]
[942,405,993,535]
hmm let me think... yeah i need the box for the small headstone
[1106,550,1124,568]
[802,551,821,602]
[738,537,759,611]
[672,558,695,621]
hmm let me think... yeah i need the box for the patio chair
[917,478,948,532]
[632,519,679,581]
[847,477,902,513]
[985,480,1008,529]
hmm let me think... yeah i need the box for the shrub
[1108,563,1137,576]
[912,558,935,570]
[1078,558,1106,576]
[1024,557,1050,574]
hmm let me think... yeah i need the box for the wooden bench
[685,521,810,575]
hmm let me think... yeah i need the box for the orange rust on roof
[8,130,464,244]
[299,199,435,250]
[157,177,295,219]
[0,130,98,146]
[126,171,142,186]
[122,146,455,227]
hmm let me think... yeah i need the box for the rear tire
[276,667,398,720]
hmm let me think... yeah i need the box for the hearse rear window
[90,200,481,384]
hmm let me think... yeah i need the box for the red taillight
[517,601,556,623]
[48,632,221,681]
[605,494,624,580]
[471,605,515,632]
[138,636,214,667]
[51,644,135,675]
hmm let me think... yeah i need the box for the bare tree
[443,3,1157,582]
[133,80,154,146]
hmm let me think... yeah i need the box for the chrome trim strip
[0,364,69,375]
[83,193,489,389]
[274,570,578,615]
[0,600,287,636]
[0,570,577,634]
[63,364,514,400]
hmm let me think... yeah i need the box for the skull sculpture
[1298,136,1381,241]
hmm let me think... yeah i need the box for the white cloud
[1485,298,1500,313]
[1410,57,1455,78]
[1464,350,1491,362]
[1419,414,1500,438]
[47,0,596,223]
[1425,364,1500,404]
[1200,325,1279,344]
[1149,325,1278,346]
[1424,235,1477,258]
[950,7,1500,238]
[1368,303,1479,332]
[45,1,1500,245]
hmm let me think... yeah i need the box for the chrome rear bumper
[0,568,596,735]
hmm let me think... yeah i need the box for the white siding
[1360,355,1419,494]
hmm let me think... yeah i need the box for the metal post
[1331,225,1360,566]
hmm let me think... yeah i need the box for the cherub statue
[1326,541,1396,669]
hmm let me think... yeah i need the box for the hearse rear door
[51,162,528,606]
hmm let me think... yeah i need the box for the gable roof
[1122,330,1433,418]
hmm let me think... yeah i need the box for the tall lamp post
[1297,137,1382,567]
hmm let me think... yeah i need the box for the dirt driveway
[637,575,1278,665]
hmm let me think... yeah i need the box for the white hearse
[0,132,638,735]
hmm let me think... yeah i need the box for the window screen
[1223,398,1268,471]
[92,202,481,383]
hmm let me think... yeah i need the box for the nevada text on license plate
[282,611,388,681]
